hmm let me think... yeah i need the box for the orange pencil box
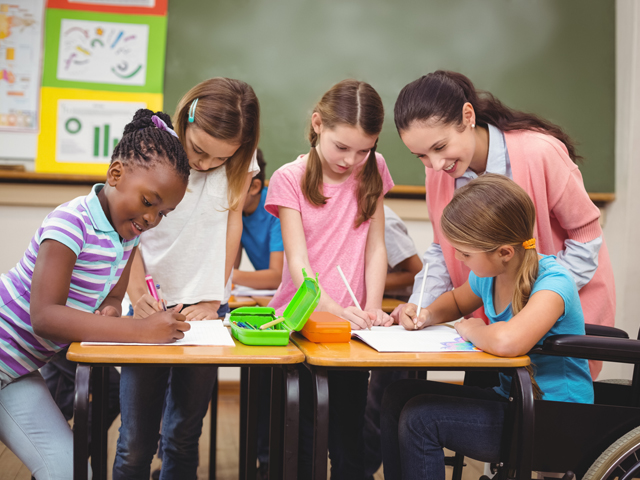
[300,311,351,343]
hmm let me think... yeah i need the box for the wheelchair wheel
[583,425,640,480]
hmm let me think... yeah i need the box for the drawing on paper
[56,18,149,86]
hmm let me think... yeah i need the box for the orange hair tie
[522,238,536,250]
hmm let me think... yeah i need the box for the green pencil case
[230,269,320,346]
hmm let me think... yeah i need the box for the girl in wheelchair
[381,174,594,480]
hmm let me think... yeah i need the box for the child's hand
[340,306,374,330]
[398,304,431,331]
[182,300,221,321]
[389,304,406,324]
[95,306,120,317]
[134,293,162,319]
[366,308,393,327]
[139,310,190,343]
[454,317,485,341]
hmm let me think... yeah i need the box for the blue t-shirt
[468,255,593,404]
[241,187,284,270]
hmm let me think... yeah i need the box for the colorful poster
[56,99,146,163]
[57,19,149,86]
[46,0,167,16]
[36,86,163,175]
[43,9,166,93]
[0,0,45,131]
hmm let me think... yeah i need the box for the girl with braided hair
[380,174,593,480]
[114,78,260,480]
[0,108,190,480]
[265,79,394,478]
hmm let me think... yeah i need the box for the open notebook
[81,319,235,347]
[352,325,481,353]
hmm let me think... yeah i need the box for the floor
[0,384,484,480]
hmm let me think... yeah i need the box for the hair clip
[151,115,179,138]
[522,238,536,250]
[188,98,199,123]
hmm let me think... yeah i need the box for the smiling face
[312,113,378,182]
[183,124,241,172]
[102,161,187,240]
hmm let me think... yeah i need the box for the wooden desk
[228,295,257,309]
[291,333,532,480]
[381,297,404,313]
[252,296,273,307]
[68,338,304,480]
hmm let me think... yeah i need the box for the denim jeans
[363,370,409,479]
[380,379,509,480]
[298,367,370,480]
[113,302,229,480]
[0,370,81,480]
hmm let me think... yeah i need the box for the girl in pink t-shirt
[391,70,615,379]
[265,79,393,478]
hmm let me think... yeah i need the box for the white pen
[415,263,429,329]
[336,265,370,330]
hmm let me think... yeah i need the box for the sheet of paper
[352,325,481,353]
[231,285,277,297]
[82,320,235,347]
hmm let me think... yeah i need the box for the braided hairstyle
[112,109,190,182]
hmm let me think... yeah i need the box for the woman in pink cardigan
[392,70,615,378]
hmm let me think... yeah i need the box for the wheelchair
[450,324,640,480]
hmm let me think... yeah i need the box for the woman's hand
[133,293,162,318]
[397,303,432,331]
[138,309,190,343]
[454,317,486,341]
[339,306,374,330]
[182,300,221,321]
[366,308,393,327]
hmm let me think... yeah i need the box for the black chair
[451,324,640,480]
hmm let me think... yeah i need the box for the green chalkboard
[164,0,614,193]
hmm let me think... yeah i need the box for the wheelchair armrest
[531,334,640,364]
[584,324,629,339]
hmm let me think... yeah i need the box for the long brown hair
[174,77,260,210]
[441,174,543,399]
[394,70,580,163]
[302,79,384,228]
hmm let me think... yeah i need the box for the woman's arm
[455,290,563,357]
[232,250,284,289]
[363,198,391,325]
[279,206,372,329]
[30,240,189,343]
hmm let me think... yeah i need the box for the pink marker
[145,275,159,301]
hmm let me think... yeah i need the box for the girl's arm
[398,281,483,331]
[363,198,391,326]
[279,206,373,330]
[232,250,284,289]
[455,290,564,357]
[385,254,423,291]
[126,247,164,318]
[30,240,189,343]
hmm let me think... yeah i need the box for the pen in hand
[415,263,429,330]
[156,283,167,311]
[336,265,371,330]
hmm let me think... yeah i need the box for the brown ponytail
[394,70,581,163]
[302,79,385,227]
[440,174,543,399]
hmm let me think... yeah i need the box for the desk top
[229,296,257,309]
[67,336,305,365]
[251,296,403,313]
[291,333,530,368]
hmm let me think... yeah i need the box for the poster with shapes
[0,0,45,131]
[36,86,162,175]
[55,99,146,163]
[43,9,166,93]
[46,0,167,16]
[57,19,149,86]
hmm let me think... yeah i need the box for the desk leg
[210,372,218,480]
[283,365,299,480]
[311,367,329,480]
[73,364,90,480]
[269,366,284,480]
[512,367,534,480]
[90,366,109,480]
[239,367,248,480]
[241,367,260,480]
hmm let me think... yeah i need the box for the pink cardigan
[426,130,616,376]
